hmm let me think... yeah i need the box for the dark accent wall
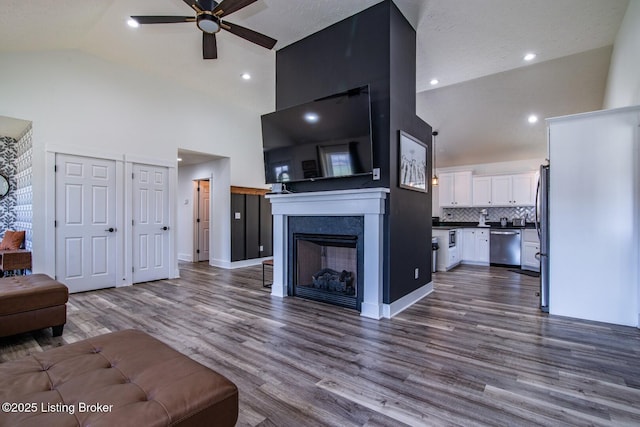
[274,0,432,304]
[231,193,273,262]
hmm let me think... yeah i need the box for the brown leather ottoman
[0,274,68,338]
[0,329,239,427]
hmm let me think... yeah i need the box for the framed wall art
[398,131,428,192]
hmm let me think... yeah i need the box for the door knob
[161,226,169,231]
[105,227,116,233]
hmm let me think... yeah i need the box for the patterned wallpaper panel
[441,206,535,223]
[0,136,17,236]
[0,127,33,250]
[14,127,33,251]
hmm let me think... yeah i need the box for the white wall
[176,159,231,266]
[0,50,267,273]
[604,0,640,108]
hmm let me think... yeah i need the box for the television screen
[261,86,373,184]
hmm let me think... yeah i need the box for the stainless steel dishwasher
[490,229,521,266]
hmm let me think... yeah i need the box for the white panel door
[55,154,117,292]
[132,164,170,283]
[197,180,210,262]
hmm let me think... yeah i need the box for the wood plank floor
[2,263,640,426]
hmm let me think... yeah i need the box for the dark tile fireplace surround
[288,216,364,310]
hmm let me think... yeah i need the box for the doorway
[193,179,210,262]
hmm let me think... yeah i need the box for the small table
[262,259,273,288]
[0,250,32,276]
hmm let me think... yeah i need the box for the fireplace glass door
[293,233,358,309]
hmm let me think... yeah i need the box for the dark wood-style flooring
[2,263,640,426]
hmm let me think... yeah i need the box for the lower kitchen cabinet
[432,229,461,272]
[521,228,540,271]
[461,228,490,264]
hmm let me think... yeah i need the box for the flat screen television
[261,85,373,184]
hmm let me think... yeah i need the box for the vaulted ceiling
[0,0,630,166]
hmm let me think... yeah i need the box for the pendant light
[431,130,439,186]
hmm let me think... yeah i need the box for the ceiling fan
[130,0,277,59]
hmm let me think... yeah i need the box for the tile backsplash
[441,206,535,223]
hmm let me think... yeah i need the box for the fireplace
[288,216,364,310]
[293,233,360,309]
[267,188,388,319]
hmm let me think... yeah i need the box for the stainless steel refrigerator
[535,164,549,312]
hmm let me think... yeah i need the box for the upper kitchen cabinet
[491,173,537,206]
[439,171,472,207]
[472,176,492,206]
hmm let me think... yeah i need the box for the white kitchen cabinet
[439,171,472,207]
[512,173,537,206]
[462,229,476,260]
[490,173,536,206]
[472,176,492,206]
[432,229,461,272]
[521,228,540,271]
[476,230,490,263]
[491,175,512,205]
[461,228,490,264]
[447,245,459,269]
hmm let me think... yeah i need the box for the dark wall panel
[259,195,273,257]
[245,194,260,259]
[231,193,246,262]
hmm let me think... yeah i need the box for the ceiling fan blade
[131,16,194,24]
[213,0,257,17]
[183,0,204,13]
[221,20,276,50]
[203,33,218,59]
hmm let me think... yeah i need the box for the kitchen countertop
[433,222,536,230]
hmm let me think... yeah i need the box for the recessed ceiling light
[127,18,139,28]
[430,79,439,85]
[241,73,251,80]
[524,53,536,61]
[304,112,319,123]
[528,114,539,124]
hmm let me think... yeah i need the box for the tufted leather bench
[0,274,68,338]
[0,329,239,426]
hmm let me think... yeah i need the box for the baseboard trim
[210,257,271,270]
[177,253,193,262]
[382,282,434,319]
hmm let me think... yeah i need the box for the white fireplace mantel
[267,188,390,319]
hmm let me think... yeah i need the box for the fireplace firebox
[288,216,364,310]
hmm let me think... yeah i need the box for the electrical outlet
[259,245,264,252]
[234,212,241,220]
[414,268,419,279]
[372,168,381,180]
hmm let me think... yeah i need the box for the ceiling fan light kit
[131,0,276,59]
[197,13,221,34]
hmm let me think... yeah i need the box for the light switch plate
[234,212,241,220]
